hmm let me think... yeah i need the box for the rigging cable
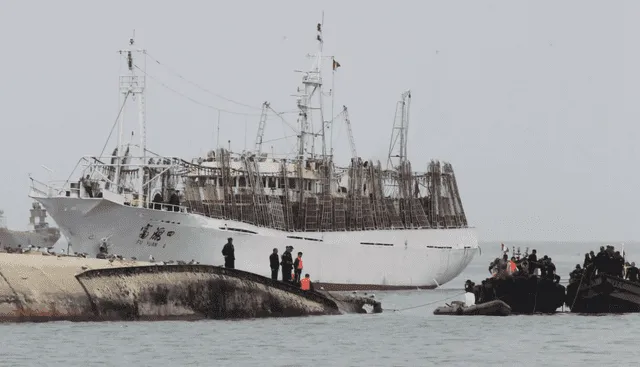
[260,135,298,145]
[142,53,297,116]
[134,65,263,116]
[58,91,132,195]
[145,51,264,111]
[98,90,131,158]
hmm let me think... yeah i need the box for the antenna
[216,110,221,151]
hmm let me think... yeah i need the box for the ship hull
[33,196,478,290]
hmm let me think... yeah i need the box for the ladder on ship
[269,196,286,230]
[243,156,272,227]
[319,194,333,231]
[304,196,319,232]
[369,161,390,229]
[333,197,347,231]
[281,161,294,231]
[220,149,237,220]
[348,160,364,231]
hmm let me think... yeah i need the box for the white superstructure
[29,23,478,290]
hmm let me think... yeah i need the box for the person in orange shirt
[293,252,304,283]
[300,273,313,291]
[508,257,517,274]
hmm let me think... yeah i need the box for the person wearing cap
[269,248,279,280]
[222,237,235,269]
[281,246,294,282]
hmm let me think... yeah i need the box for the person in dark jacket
[583,253,592,269]
[269,248,279,280]
[281,246,294,282]
[614,251,624,277]
[222,237,235,269]
[595,246,607,275]
[569,264,583,284]
[546,258,560,283]
[527,249,538,275]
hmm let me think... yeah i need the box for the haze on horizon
[0,0,638,242]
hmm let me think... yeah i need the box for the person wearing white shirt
[464,292,476,306]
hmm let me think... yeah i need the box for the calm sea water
[2,241,639,367]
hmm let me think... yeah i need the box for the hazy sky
[1,0,639,241]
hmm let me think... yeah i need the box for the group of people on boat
[461,245,566,313]
[221,238,313,291]
[569,245,640,284]
[269,246,313,291]
[488,245,560,283]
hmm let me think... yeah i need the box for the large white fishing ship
[30,23,478,290]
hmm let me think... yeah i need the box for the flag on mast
[333,59,341,71]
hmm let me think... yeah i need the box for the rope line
[532,279,539,313]
[390,291,466,312]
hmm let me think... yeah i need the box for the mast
[319,12,326,160]
[402,90,411,162]
[296,18,326,206]
[117,35,147,206]
[297,17,325,160]
[387,90,412,170]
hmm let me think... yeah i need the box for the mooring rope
[570,265,590,311]
[390,291,467,312]
[532,279,540,313]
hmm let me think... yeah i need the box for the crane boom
[342,105,357,159]
[254,101,270,154]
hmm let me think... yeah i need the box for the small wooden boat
[566,273,640,313]
[433,300,511,316]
